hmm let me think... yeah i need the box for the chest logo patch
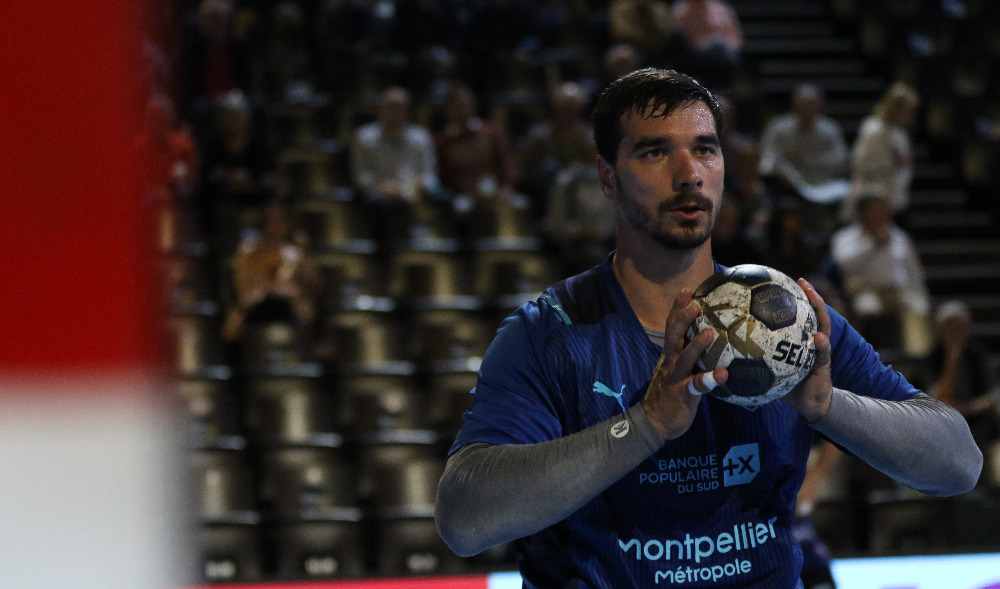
[722,443,760,487]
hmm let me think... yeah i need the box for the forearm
[435,404,663,556]
[812,389,982,496]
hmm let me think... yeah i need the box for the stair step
[743,37,856,55]
[970,321,1000,349]
[742,21,838,38]
[924,263,1000,282]
[951,295,1000,322]
[911,162,961,189]
[908,210,995,239]
[757,58,868,77]
[823,98,879,118]
[918,239,1000,264]
[756,76,885,96]
[924,263,1000,296]
[909,188,969,211]
[909,209,993,227]
[732,0,828,19]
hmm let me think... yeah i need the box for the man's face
[599,101,724,251]
[793,95,821,127]
[379,91,410,131]
[861,198,892,233]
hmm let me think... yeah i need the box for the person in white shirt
[830,195,931,355]
[758,83,850,211]
[350,86,443,243]
[351,86,441,203]
[841,82,920,223]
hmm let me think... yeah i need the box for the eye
[642,147,666,158]
[695,144,719,156]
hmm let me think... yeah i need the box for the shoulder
[542,262,619,326]
[816,116,845,133]
[830,224,861,245]
[488,262,618,351]
[763,114,795,134]
[355,123,380,143]
[405,124,433,143]
[858,116,886,136]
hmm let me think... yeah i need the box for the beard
[617,179,716,251]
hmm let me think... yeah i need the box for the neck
[612,238,716,331]
[382,123,404,139]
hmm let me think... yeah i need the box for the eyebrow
[630,133,720,155]
[694,133,721,147]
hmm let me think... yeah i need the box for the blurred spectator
[759,200,827,283]
[517,81,595,214]
[351,86,441,203]
[726,141,774,244]
[314,0,375,98]
[178,0,253,125]
[138,93,199,199]
[608,0,675,64]
[758,83,850,237]
[199,89,276,251]
[435,84,520,203]
[389,0,463,94]
[350,86,443,240]
[587,43,642,114]
[604,42,642,83]
[543,137,615,275]
[842,82,921,224]
[140,33,174,106]
[710,194,762,267]
[830,195,932,355]
[257,1,319,93]
[222,202,319,342]
[670,0,742,90]
[717,96,771,232]
[463,0,543,95]
[921,300,1000,485]
[137,93,200,261]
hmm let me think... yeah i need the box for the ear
[597,155,617,200]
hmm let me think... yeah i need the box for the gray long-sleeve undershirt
[436,403,663,557]
[435,389,982,557]
[813,388,981,495]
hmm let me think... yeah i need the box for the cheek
[707,158,726,183]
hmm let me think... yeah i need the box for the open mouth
[672,203,704,214]
[663,194,713,219]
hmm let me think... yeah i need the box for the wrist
[793,385,835,424]
[640,396,672,441]
[806,387,838,424]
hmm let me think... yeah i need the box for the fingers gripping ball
[687,264,818,410]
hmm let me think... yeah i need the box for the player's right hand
[642,288,728,440]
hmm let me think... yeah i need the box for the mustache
[658,193,715,215]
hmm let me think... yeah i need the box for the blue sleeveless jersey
[450,258,919,588]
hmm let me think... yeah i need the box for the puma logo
[593,381,627,413]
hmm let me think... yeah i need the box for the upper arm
[449,305,565,455]
[828,304,920,401]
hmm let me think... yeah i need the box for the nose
[671,151,704,193]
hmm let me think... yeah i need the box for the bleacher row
[170,189,563,582]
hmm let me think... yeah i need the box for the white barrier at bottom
[485,553,1000,589]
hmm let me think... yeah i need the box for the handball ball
[687,264,818,410]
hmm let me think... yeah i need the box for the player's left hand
[781,279,833,423]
